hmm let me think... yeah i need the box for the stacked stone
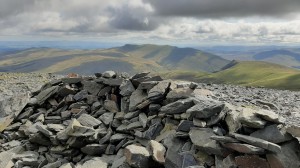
[0,71,300,168]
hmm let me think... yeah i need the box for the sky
[1,0,300,46]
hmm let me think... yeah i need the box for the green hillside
[0,44,230,74]
[163,61,300,90]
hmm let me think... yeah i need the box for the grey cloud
[145,0,300,18]
[107,4,158,31]
[0,0,37,18]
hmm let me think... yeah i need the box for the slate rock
[166,88,194,100]
[235,155,270,168]
[77,157,108,168]
[255,109,281,123]
[149,140,166,164]
[110,134,128,143]
[223,143,265,154]
[120,80,135,96]
[81,144,107,156]
[230,133,281,153]
[186,101,224,119]
[29,133,52,146]
[286,125,300,137]
[239,108,267,129]
[250,124,293,144]
[35,86,59,105]
[103,71,117,78]
[222,104,240,134]
[148,81,171,101]
[143,122,163,140]
[129,88,147,111]
[103,100,119,112]
[99,112,114,126]
[77,114,102,128]
[73,90,88,101]
[189,128,224,155]
[177,120,194,132]
[58,85,77,97]
[160,98,195,114]
[266,140,300,168]
[139,113,148,128]
[124,144,150,168]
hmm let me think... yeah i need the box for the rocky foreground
[0,71,299,168]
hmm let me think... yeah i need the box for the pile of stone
[0,71,300,168]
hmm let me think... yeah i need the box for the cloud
[146,0,300,18]
[0,0,300,44]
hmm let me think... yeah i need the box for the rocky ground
[0,72,299,168]
[1,72,299,126]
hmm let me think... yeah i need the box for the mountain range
[1,44,300,90]
[0,44,230,74]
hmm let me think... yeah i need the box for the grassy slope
[0,44,229,73]
[163,61,300,90]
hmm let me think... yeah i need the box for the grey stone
[124,111,140,120]
[124,144,150,168]
[73,90,88,101]
[129,88,147,111]
[148,81,171,101]
[256,109,281,123]
[192,118,206,127]
[47,124,65,132]
[186,101,224,119]
[82,80,103,95]
[104,78,124,86]
[222,143,265,154]
[143,122,163,140]
[36,124,54,137]
[76,157,108,168]
[239,108,267,128]
[250,124,293,144]
[59,163,73,168]
[111,156,127,168]
[230,133,281,153]
[104,100,119,112]
[210,136,240,143]
[160,98,195,114]
[139,113,148,128]
[189,128,224,155]
[29,133,52,146]
[81,144,107,156]
[110,133,128,143]
[131,72,150,79]
[177,120,194,132]
[166,88,194,100]
[35,86,59,105]
[212,126,226,136]
[105,144,116,155]
[120,80,135,96]
[286,125,300,137]
[103,71,117,78]
[266,140,300,168]
[99,112,114,126]
[126,121,143,131]
[98,86,111,97]
[149,140,166,164]
[57,119,95,140]
[139,81,159,90]
[77,113,102,128]
[224,103,241,133]
[165,149,198,168]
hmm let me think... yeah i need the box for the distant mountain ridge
[0,44,230,74]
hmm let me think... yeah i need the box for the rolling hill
[0,44,230,74]
[253,49,300,68]
[162,61,300,90]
